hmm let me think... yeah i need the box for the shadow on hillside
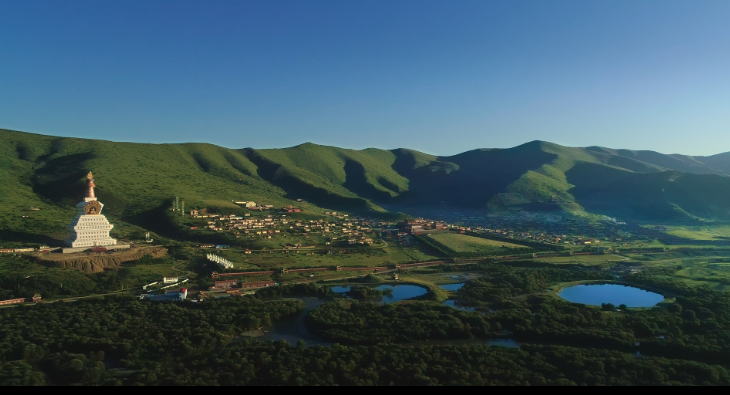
[32,152,94,204]
[342,159,394,202]
[33,138,65,163]
[606,156,661,173]
[224,154,254,177]
[123,204,178,237]
[566,162,730,221]
[123,204,230,244]
[0,230,64,246]
[391,142,559,208]
[566,162,672,220]
[242,149,371,211]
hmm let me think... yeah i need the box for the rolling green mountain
[1,128,729,244]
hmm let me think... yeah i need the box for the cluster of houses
[233,201,276,211]
[421,211,647,247]
[397,219,449,234]
[192,213,379,246]
[186,202,656,257]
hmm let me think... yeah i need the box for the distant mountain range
[1,128,730,241]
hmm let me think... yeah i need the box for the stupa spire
[86,172,96,200]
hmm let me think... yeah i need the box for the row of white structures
[207,253,234,269]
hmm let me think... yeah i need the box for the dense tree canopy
[4,263,730,385]
[0,296,303,366]
[307,301,489,344]
[129,342,730,386]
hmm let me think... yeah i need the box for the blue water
[376,285,428,303]
[487,338,521,349]
[439,283,465,291]
[558,284,664,307]
[410,338,520,349]
[442,299,477,312]
[331,285,428,304]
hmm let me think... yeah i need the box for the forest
[0,295,303,378]
[455,264,730,364]
[307,300,490,344]
[4,262,730,385]
[302,264,730,366]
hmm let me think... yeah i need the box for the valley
[2,129,730,385]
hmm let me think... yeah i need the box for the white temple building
[65,172,118,248]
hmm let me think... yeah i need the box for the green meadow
[428,232,528,254]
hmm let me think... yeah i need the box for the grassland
[428,233,528,254]
[660,225,730,240]
[218,245,439,270]
[534,254,627,266]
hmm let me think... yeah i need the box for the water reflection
[439,283,465,291]
[236,297,332,347]
[238,295,518,350]
[331,286,351,294]
[330,284,428,304]
[376,285,427,303]
[405,338,520,349]
[442,299,477,312]
[558,284,664,307]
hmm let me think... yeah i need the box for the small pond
[406,338,520,349]
[235,297,332,347]
[236,295,517,349]
[442,299,477,312]
[558,284,664,307]
[439,283,465,292]
[331,286,351,294]
[331,284,428,304]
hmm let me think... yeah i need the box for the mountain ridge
[1,128,730,244]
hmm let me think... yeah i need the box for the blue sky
[1,0,729,156]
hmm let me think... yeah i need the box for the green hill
[2,128,730,245]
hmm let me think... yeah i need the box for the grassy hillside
[2,128,730,246]
[585,146,730,176]
[700,152,730,174]
[0,129,313,245]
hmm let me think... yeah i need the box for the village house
[213,280,238,289]
[240,281,276,290]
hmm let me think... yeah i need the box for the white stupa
[65,172,118,248]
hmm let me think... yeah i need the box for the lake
[558,284,664,307]
[331,284,428,304]
[439,283,465,291]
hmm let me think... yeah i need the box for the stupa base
[62,244,131,254]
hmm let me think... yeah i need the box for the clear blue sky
[2,0,729,156]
